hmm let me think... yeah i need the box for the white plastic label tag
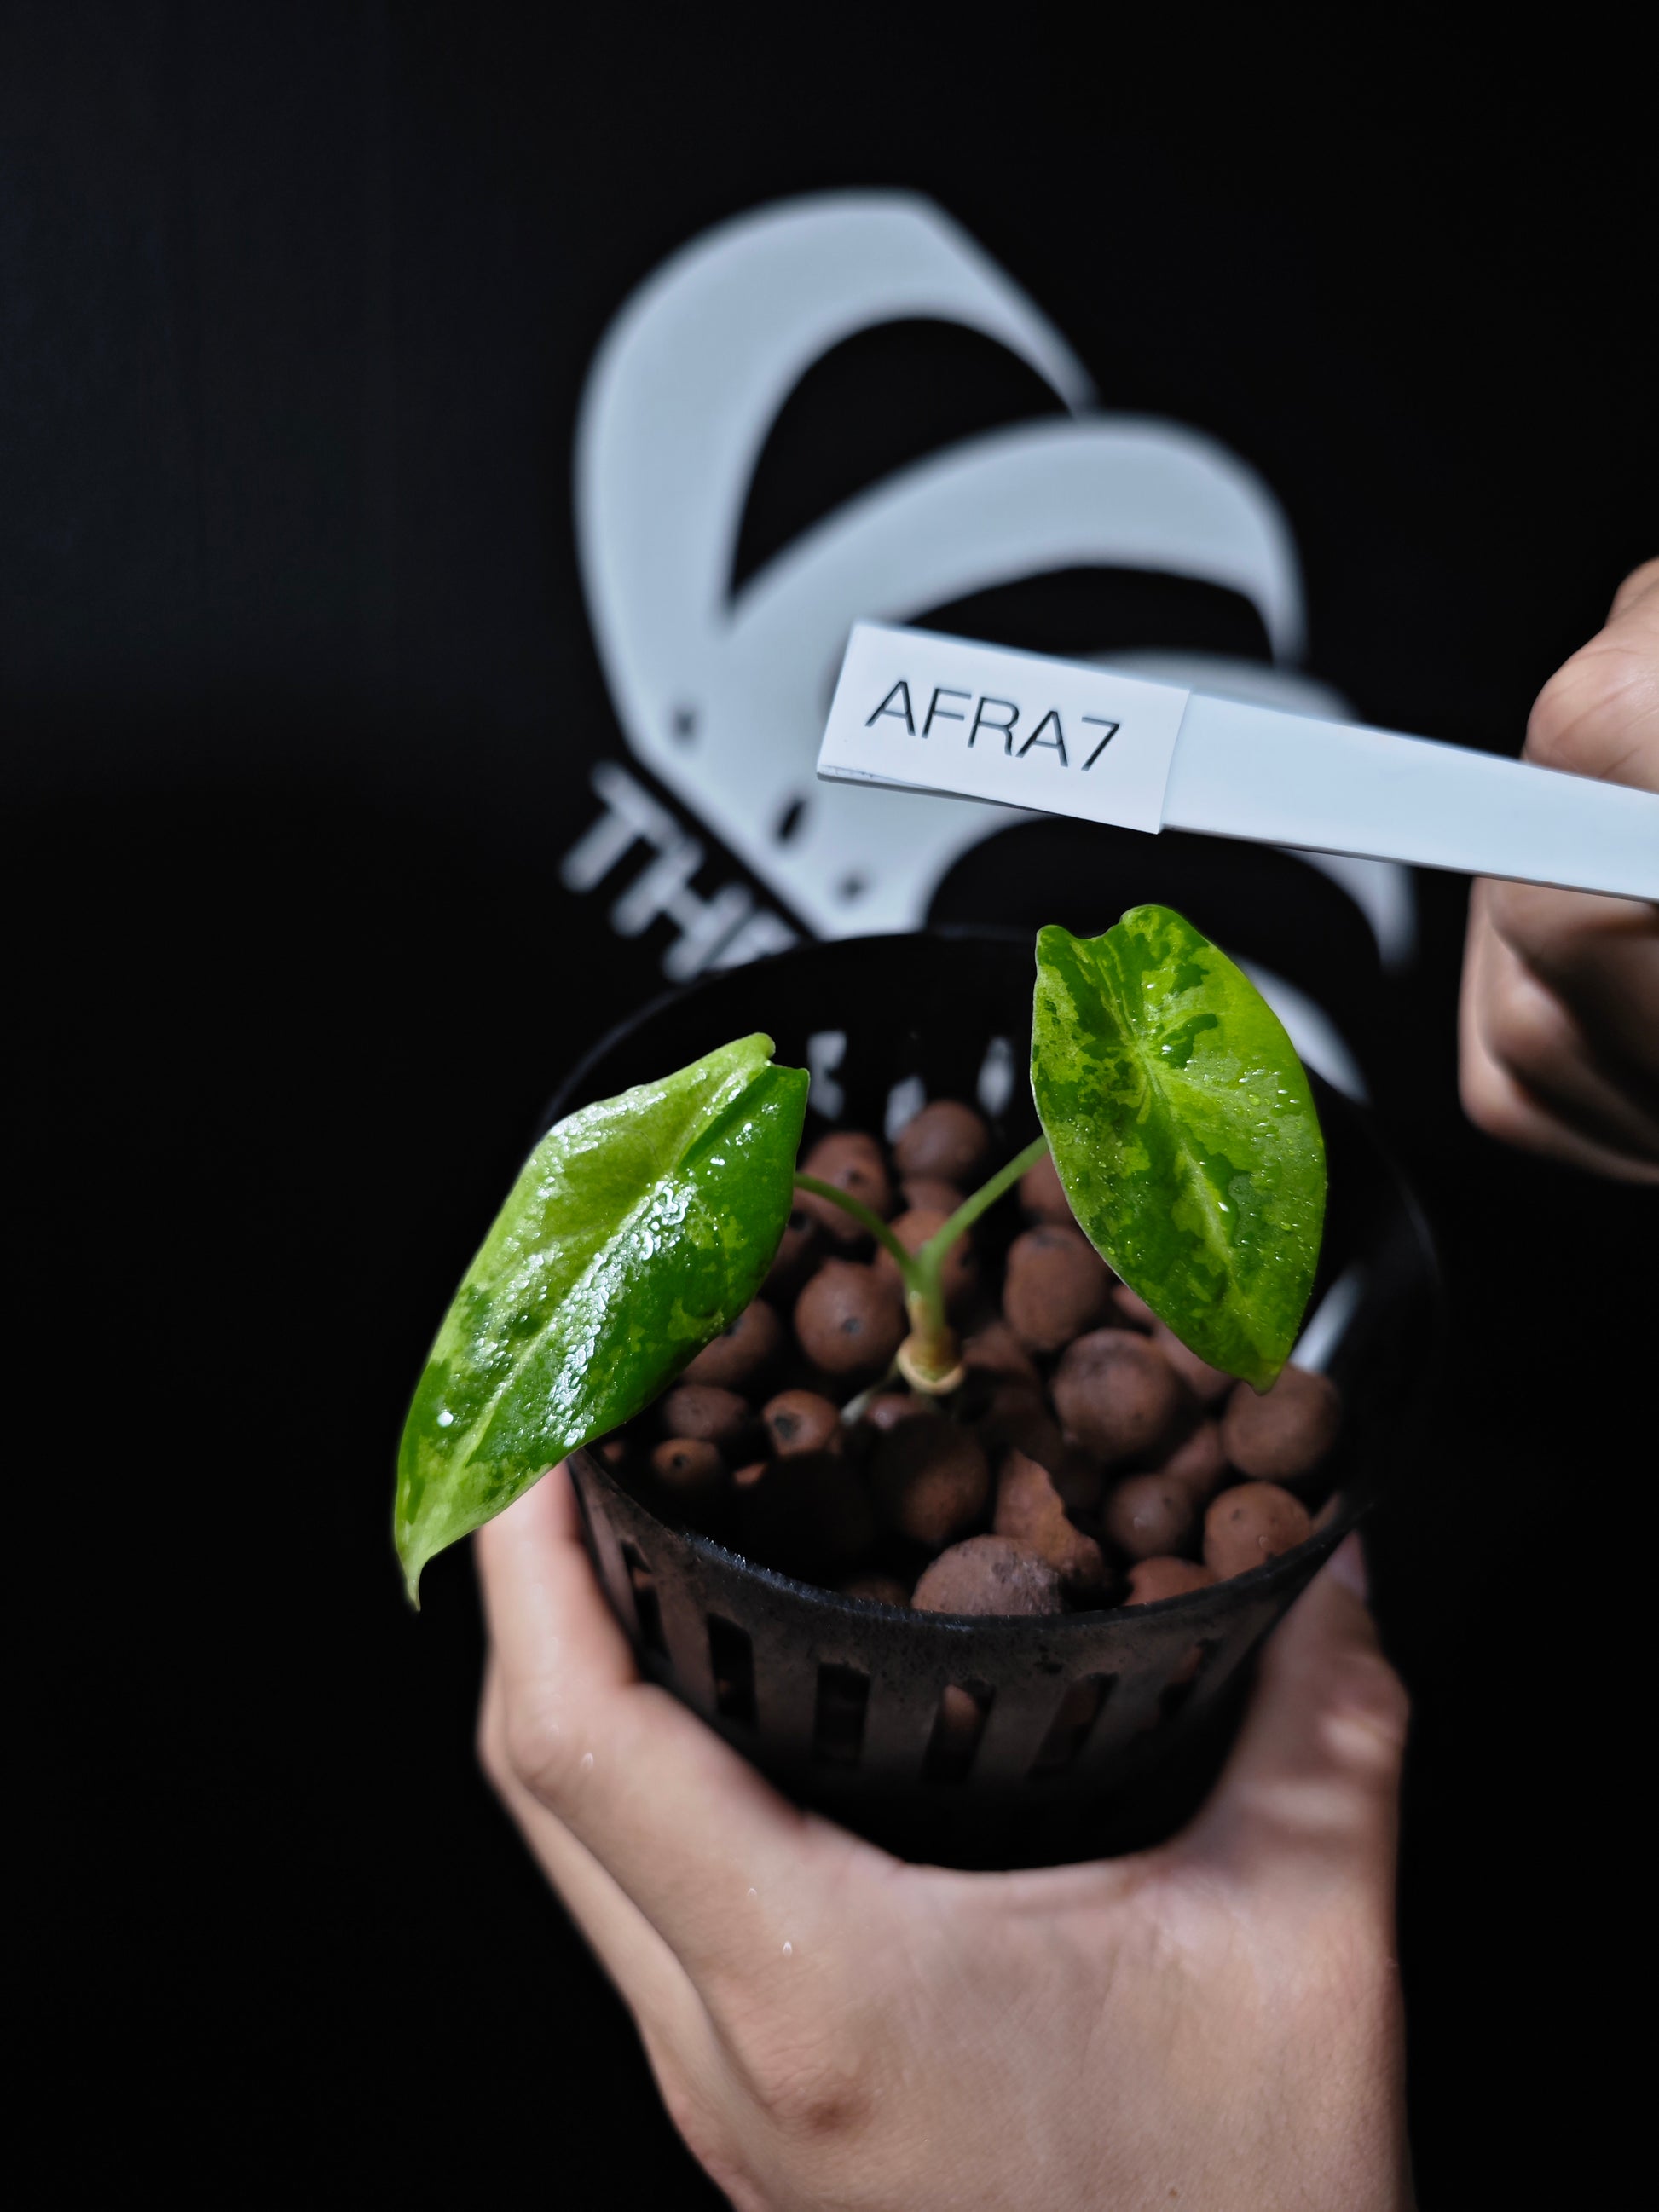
[817,621,1189,835]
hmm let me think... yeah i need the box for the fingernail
[1327,1533,1368,1602]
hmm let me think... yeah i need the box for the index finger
[475,1464,870,1994]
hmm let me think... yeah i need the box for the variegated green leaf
[1032,909,1325,1389]
[396,1034,808,1600]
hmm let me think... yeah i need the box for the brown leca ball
[960,1320,1041,1389]
[650,1436,726,1496]
[1150,1320,1234,1406]
[872,1208,977,1315]
[659,1383,751,1448]
[1049,1446,1105,1522]
[1102,1472,1199,1561]
[1019,1149,1074,1223]
[1110,1281,1156,1331]
[900,1175,964,1216]
[1154,1419,1228,1506]
[893,1099,991,1184]
[794,1260,905,1377]
[838,1571,911,1608]
[737,1450,875,1580]
[761,1388,842,1457]
[1204,1481,1314,1579]
[796,1131,893,1244]
[932,1680,989,1752]
[1003,1223,1111,1354]
[1052,1329,1192,1464]
[682,1298,783,1390]
[1222,1365,1343,1481]
[861,1392,932,1433]
[1124,1556,1217,1605]
[869,1413,989,1548]
[993,1447,1105,1600]
[764,1209,821,1297]
[969,1379,1066,1476]
[912,1534,1063,1616]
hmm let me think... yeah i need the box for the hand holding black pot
[478,1467,1413,2212]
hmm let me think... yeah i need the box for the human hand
[1460,557,1659,1181]
[477,1469,1413,2211]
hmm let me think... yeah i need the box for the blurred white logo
[567,192,1413,1029]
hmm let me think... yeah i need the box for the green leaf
[395,1035,808,1602]
[1032,909,1325,1389]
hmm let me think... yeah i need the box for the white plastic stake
[817,622,1659,899]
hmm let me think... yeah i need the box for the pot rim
[543,924,1033,1131]
[569,1447,1358,1636]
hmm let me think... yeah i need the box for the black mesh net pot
[547,930,1439,1869]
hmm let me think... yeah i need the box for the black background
[9,7,1654,2203]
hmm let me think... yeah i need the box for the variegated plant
[396,909,1324,1599]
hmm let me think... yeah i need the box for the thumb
[1182,1536,1410,1908]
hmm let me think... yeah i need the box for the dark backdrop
[9,8,1653,2203]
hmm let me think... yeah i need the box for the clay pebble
[1003,1223,1111,1353]
[1150,1321,1234,1406]
[650,1436,726,1496]
[1222,1365,1343,1481]
[1049,1447,1105,1522]
[893,1099,991,1185]
[1204,1481,1313,1579]
[1124,1556,1217,1605]
[900,1175,965,1216]
[738,1450,875,1580]
[1053,1329,1192,1464]
[1018,1149,1073,1223]
[993,1447,1106,1601]
[795,1130,893,1243]
[968,1376,1101,1516]
[682,1297,783,1390]
[960,1319,1042,1389]
[872,1208,978,1315]
[1102,1472,1199,1562]
[860,1392,932,1433]
[660,1383,751,1449]
[869,1412,990,1548]
[912,1534,1063,1617]
[838,1571,912,1608]
[761,1389,843,1457]
[1154,1419,1228,1507]
[931,1682,991,1762]
[764,1209,821,1298]
[971,1380,1068,1477]
[794,1259,906,1377]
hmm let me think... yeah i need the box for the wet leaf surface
[396,1035,807,1598]
[1032,908,1325,1388]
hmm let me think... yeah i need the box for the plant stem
[839,1358,902,1424]
[792,1175,914,1271]
[897,1290,962,1395]
[793,1134,1053,1396]
[916,1135,1050,1274]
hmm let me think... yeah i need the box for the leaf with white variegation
[1032,908,1325,1389]
[396,1035,808,1601]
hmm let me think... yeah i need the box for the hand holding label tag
[818,622,1659,900]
